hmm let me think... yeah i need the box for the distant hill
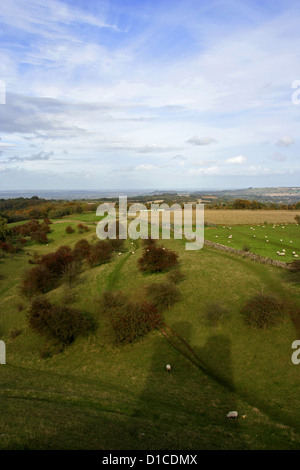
[190,187,300,204]
[0,187,299,204]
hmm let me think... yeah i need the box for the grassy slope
[0,217,300,449]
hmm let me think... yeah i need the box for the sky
[0,0,299,191]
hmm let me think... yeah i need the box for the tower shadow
[138,321,246,450]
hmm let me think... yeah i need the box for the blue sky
[0,0,299,190]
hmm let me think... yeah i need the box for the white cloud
[193,159,219,166]
[134,164,157,171]
[225,155,247,165]
[186,136,217,146]
[276,136,295,147]
[0,1,299,189]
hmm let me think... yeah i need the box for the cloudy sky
[0,0,299,190]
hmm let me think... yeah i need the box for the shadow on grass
[139,322,246,449]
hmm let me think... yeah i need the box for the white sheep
[227,411,238,419]
[166,364,172,372]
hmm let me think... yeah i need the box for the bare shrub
[204,302,229,328]
[66,225,75,234]
[138,245,178,273]
[21,264,55,297]
[73,239,91,260]
[28,296,96,345]
[87,241,113,267]
[167,269,185,284]
[241,294,287,329]
[101,291,162,344]
[146,282,180,310]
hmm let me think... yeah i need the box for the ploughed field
[203,209,300,225]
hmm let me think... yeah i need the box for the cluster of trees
[0,216,15,253]
[21,245,76,297]
[0,216,45,253]
[205,199,300,210]
[65,224,90,235]
[73,237,124,267]
[21,237,124,298]
[101,240,183,344]
[13,219,51,244]
[0,196,98,223]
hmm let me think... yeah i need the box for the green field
[0,216,300,449]
[205,223,300,262]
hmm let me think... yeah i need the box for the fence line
[204,239,292,269]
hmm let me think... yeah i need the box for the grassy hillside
[0,215,300,449]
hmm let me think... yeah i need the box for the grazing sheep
[227,411,238,419]
[118,252,122,255]
[166,364,172,372]
[294,254,299,258]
